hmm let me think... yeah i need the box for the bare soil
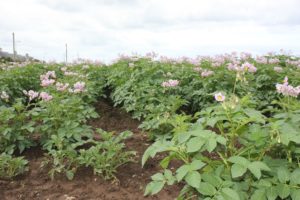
[0,100,180,200]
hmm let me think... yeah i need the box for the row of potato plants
[104,52,300,199]
[0,62,135,180]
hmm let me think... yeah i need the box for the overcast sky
[1,0,300,62]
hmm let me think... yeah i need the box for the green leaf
[206,117,219,127]
[276,183,290,199]
[291,189,300,200]
[142,140,167,167]
[279,123,299,145]
[151,173,164,181]
[231,163,247,178]
[280,132,295,146]
[197,182,216,196]
[216,136,227,145]
[290,168,300,185]
[25,126,35,133]
[164,169,175,185]
[228,156,250,166]
[190,160,206,171]
[66,170,74,180]
[266,187,277,200]
[277,167,290,183]
[248,161,270,179]
[185,171,201,188]
[176,165,190,181]
[141,147,153,167]
[251,189,266,200]
[160,156,171,169]
[186,137,205,153]
[178,131,192,143]
[248,165,261,179]
[18,143,26,154]
[220,188,240,200]
[202,173,222,188]
[207,138,217,152]
[244,108,265,123]
[253,161,271,171]
[144,181,165,196]
[258,179,272,187]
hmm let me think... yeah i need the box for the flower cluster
[227,62,257,73]
[241,62,257,73]
[201,70,214,77]
[286,59,300,69]
[274,66,283,72]
[161,79,179,87]
[145,51,159,60]
[64,71,79,76]
[268,58,280,64]
[40,71,56,87]
[23,90,53,101]
[188,58,201,66]
[256,56,268,64]
[69,81,86,93]
[56,82,69,91]
[23,90,39,101]
[41,79,55,87]
[227,63,240,71]
[276,77,300,97]
[193,67,202,72]
[61,67,68,72]
[0,91,9,101]
[39,92,53,101]
[240,52,252,60]
[82,65,90,69]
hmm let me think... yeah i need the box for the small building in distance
[0,47,35,62]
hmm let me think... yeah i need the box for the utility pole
[12,32,16,60]
[65,43,68,64]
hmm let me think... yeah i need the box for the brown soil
[0,100,180,200]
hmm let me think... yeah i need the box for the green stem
[236,144,255,156]
[232,73,238,94]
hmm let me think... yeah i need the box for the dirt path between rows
[0,100,180,200]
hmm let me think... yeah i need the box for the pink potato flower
[73,81,86,93]
[201,70,214,77]
[64,71,79,76]
[193,67,202,72]
[214,92,225,102]
[227,63,240,71]
[23,90,39,101]
[39,92,53,101]
[46,71,56,79]
[274,66,283,72]
[241,62,257,73]
[41,79,55,87]
[56,82,69,91]
[161,79,179,87]
[40,71,56,87]
[276,76,300,97]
